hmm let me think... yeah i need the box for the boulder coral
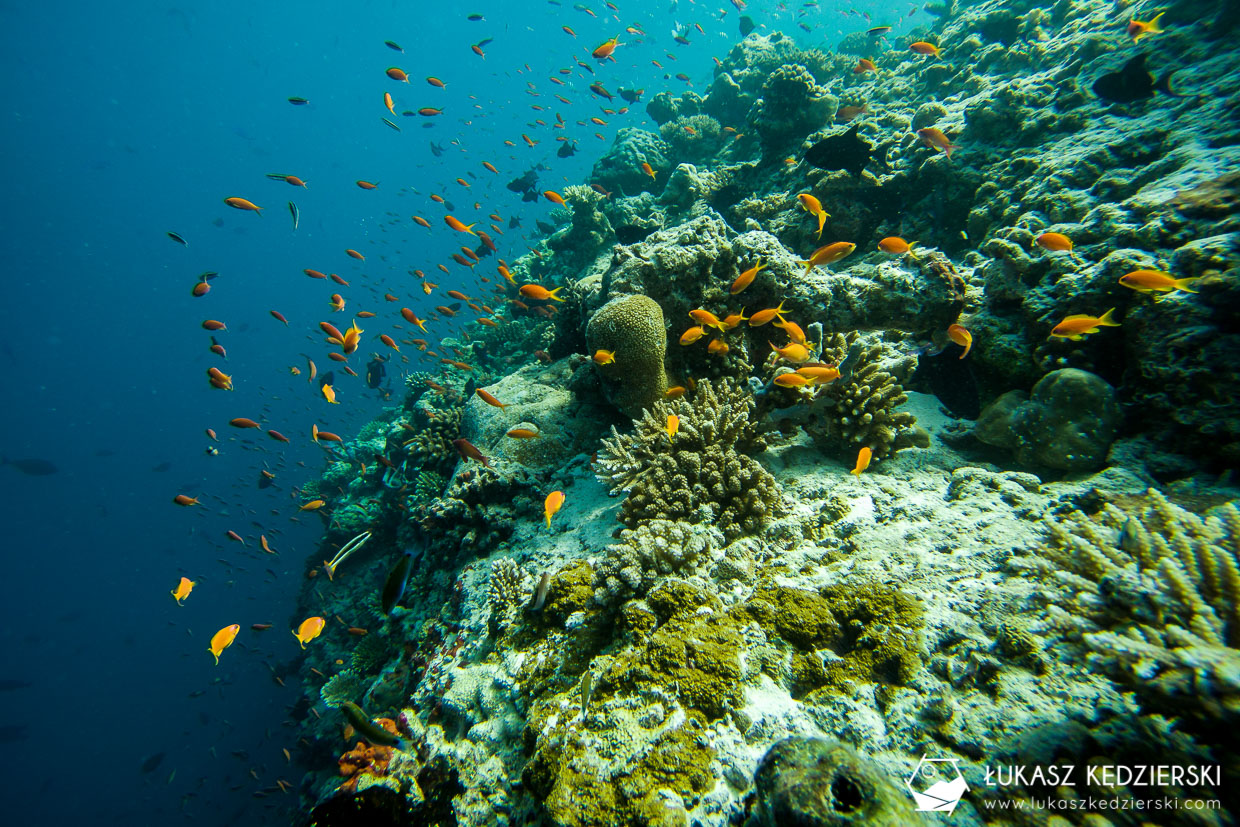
[585,293,669,418]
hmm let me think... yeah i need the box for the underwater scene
[3,0,1238,824]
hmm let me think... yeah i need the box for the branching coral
[488,557,531,622]
[594,519,724,601]
[1021,489,1240,722]
[595,379,780,539]
[805,332,917,460]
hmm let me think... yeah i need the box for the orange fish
[1127,12,1166,42]
[401,308,428,331]
[427,76,446,87]
[385,67,410,82]
[383,92,395,114]
[267,429,290,443]
[270,310,288,325]
[476,388,505,409]
[292,616,326,649]
[345,249,364,260]
[284,176,307,187]
[299,499,326,511]
[445,215,477,235]
[1118,269,1201,294]
[171,576,196,604]
[795,365,840,384]
[854,58,876,73]
[909,41,941,58]
[260,535,276,554]
[207,367,233,391]
[775,318,807,345]
[665,386,686,399]
[201,319,226,331]
[770,341,810,363]
[797,193,829,238]
[688,308,726,330]
[208,624,241,665]
[917,128,960,159]
[878,237,915,255]
[1049,309,1120,341]
[947,324,972,359]
[419,107,443,116]
[543,190,566,205]
[773,373,811,388]
[379,334,400,351]
[731,261,765,295]
[321,384,338,404]
[593,349,616,365]
[679,325,707,345]
[641,162,656,180]
[544,490,565,528]
[226,530,245,545]
[708,339,730,355]
[592,36,620,60]
[453,438,490,466]
[229,417,260,429]
[748,300,788,327]
[801,242,856,272]
[191,280,210,297]
[304,268,327,280]
[507,427,540,439]
[356,180,378,190]
[519,284,564,301]
[721,309,749,330]
[851,446,872,476]
[223,197,262,214]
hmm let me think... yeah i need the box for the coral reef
[594,519,724,601]
[975,368,1121,472]
[751,64,835,152]
[595,379,779,539]
[584,293,670,418]
[1017,489,1240,723]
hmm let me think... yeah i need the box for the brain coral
[585,293,669,418]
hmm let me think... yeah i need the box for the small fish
[287,97,309,105]
[544,190,566,205]
[1035,232,1076,256]
[593,349,615,365]
[167,231,188,246]
[770,341,811,363]
[592,36,620,60]
[866,25,892,36]
[453,438,490,466]
[299,499,326,511]
[544,490,565,528]
[731,260,766,294]
[666,415,679,438]
[288,201,299,230]
[321,384,338,404]
[853,58,876,74]
[382,117,401,131]
[476,388,506,408]
[909,41,941,58]
[171,577,196,604]
[1118,269,1201,294]
[384,40,403,52]
[801,242,856,272]
[851,446,872,476]
[773,372,811,388]
[708,339,730,355]
[748,300,788,327]
[223,197,262,214]
[878,237,915,255]
[208,624,241,665]
[640,162,656,179]
[916,128,960,159]
[292,617,326,649]
[796,194,830,239]
[507,427,540,439]
[381,551,415,614]
[795,365,840,384]
[1127,11,1166,42]
[386,67,410,82]
[445,215,477,235]
[173,494,200,506]
[947,324,972,359]
[519,284,564,301]
[1049,308,1120,341]
[1092,53,1183,103]
[689,308,727,330]
[679,326,707,345]
[341,702,406,749]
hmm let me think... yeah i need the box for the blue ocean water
[0,1,916,823]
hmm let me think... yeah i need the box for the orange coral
[335,717,398,792]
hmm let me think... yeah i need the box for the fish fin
[1174,277,1202,293]
[1097,308,1120,326]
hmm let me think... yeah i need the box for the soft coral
[335,718,398,792]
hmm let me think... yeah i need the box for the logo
[908,755,968,814]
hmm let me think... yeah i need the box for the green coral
[738,582,924,699]
[321,669,366,708]
[585,293,669,417]
[595,379,780,540]
[403,405,462,475]
[411,470,446,504]
[1019,489,1240,723]
[350,632,394,678]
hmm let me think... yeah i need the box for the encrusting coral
[595,379,780,539]
[1018,489,1240,723]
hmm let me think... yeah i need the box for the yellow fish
[1049,309,1120,341]
[666,415,679,438]
[171,576,196,605]
[321,384,338,404]
[544,490,565,528]
[851,446,872,476]
[593,349,616,365]
[292,616,326,649]
[1127,11,1165,42]
[208,624,241,665]
[796,193,830,239]
[679,325,707,345]
[1118,269,1200,294]
[770,341,810,363]
[800,241,855,273]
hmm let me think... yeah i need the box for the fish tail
[1174,277,1201,293]
[1098,308,1120,327]
[1155,71,1186,98]
[548,286,565,301]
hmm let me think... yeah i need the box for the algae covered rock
[585,293,669,418]
[746,736,921,827]
[975,368,1120,471]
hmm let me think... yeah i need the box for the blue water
[0,0,913,822]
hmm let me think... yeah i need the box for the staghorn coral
[585,293,670,418]
[805,332,917,460]
[321,670,367,708]
[595,379,779,540]
[594,519,724,601]
[1021,489,1240,723]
